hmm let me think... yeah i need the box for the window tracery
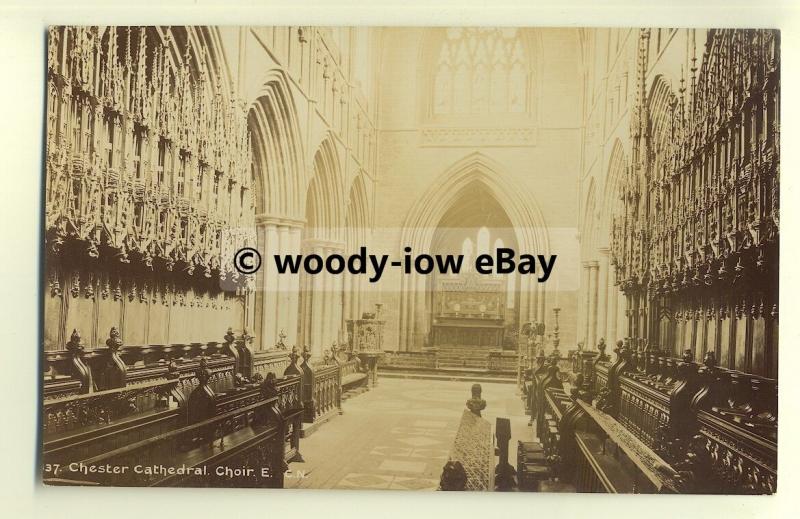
[432,28,529,117]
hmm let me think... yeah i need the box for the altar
[431,273,506,348]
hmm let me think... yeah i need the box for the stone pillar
[587,261,599,351]
[528,276,538,323]
[333,262,344,345]
[321,247,334,351]
[342,270,352,325]
[597,248,610,346]
[286,227,302,345]
[606,264,618,346]
[413,274,427,351]
[353,273,362,320]
[579,261,591,345]
[518,276,530,327]
[537,283,546,325]
[311,245,325,356]
[261,223,279,347]
[276,225,290,338]
[402,277,413,351]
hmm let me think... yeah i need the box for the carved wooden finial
[703,350,717,369]
[66,329,83,352]
[288,346,300,365]
[195,356,212,386]
[106,327,123,351]
[224,327,236,344]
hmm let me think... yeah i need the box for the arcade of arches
[43,27,778,493]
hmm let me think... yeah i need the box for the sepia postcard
[41,25,779,494]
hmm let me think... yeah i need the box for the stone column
[606,264,618,346]
[342,270,352,325]
[321,247,334,351]
[333,260,344,345]
[261,223,279,347]
[353,272,362,320]
[525,276,535,323]
[587,261,599,350]
[537,283,546,325]
[311,245,325,356]
[276,225,290,338]
[413,274,427,351]
[518,275,530,326]
[597,248,610,346]
[579,261,591,345]
[286,227,302,345]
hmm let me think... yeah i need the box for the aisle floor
[285,377,529,490]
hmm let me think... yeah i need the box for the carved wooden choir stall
[41,26,377,487]
[518,29,779,495]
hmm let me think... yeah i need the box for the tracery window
[433,28,529,116]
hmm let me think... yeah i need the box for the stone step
[380,369,517,384]
[436,354,491,361]
[438,359,489,368]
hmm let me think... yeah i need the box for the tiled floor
[285,378,529,490]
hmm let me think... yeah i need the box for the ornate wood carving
[611,29,779,377]
[46,27,255,288]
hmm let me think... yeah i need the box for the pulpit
[345,304,385,386]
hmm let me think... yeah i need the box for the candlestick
[552,307,561,352]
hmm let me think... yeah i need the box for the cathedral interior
[42,26,779,494]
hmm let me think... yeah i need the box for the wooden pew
[329,344,369,394]
[533,340,777,494]
[42,325,304,487]
[43,364,303,487]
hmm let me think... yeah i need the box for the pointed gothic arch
[304,135,345,243]
[397,152,550,350]
[248,71,306,220]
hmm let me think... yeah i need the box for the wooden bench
[339,358,368,391]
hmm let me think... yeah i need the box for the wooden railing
[310,364,341,420]
[275,347,375,436]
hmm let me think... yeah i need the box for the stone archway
[298,136,346,356]
[248,72,305,349]
[398,152,550,351]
